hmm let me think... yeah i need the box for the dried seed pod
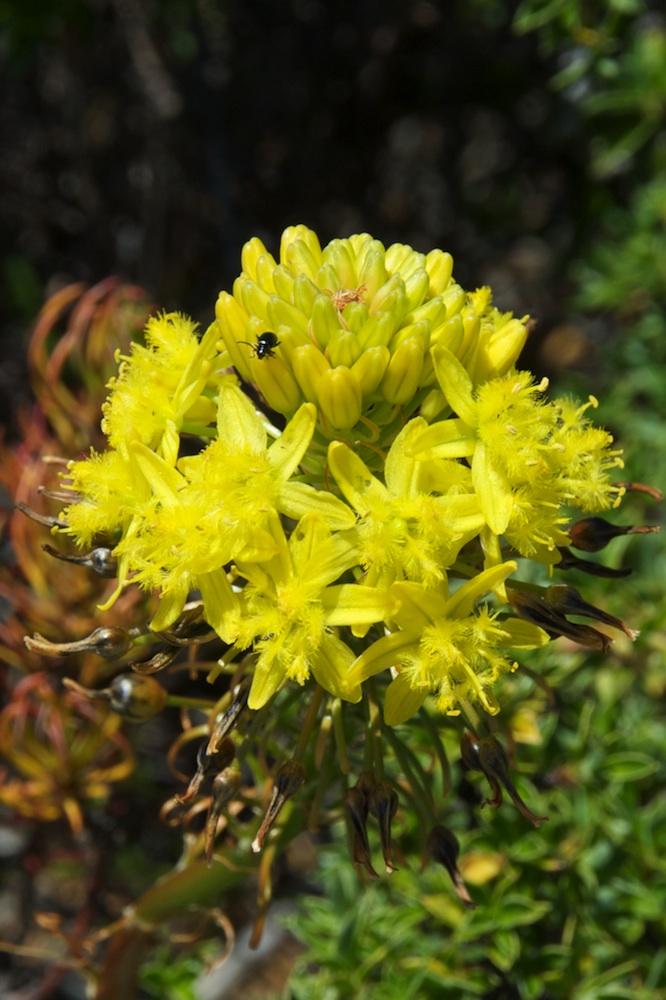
[64,674,168,722]
[425,826,476,909]
[252,759,305,853]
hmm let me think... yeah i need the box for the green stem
[293,684,325,761]
[331,697,351,774]
[383,726,436,826]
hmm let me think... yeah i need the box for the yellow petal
[217,382,267,453]
[384,672,428,725]
[443,560,518,619]
[277,482,356,530]
[430,344,477,427]
[347,630,421,688]
[327,440,387,511]
[266,402,316,480]
[321,584,394,627]
[472,442,513,535]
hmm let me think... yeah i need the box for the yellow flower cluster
[62,226,625,718]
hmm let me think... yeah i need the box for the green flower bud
[281,227,323,274]
[326,240,358,289]
[293,272,320,316]
[238,277,271,319]
[317,366,362,429]
[241,237,273,281]
[272,264,296,302]
[357,246,388,300]
[381,338,425,405]
[267,294,309,337]
[357,311,397,350]
[310,293,342,350]
[430,314,464,355]
[351,346,390,396]
[251,354,303,414]
[292,343,331,402]
[341,300,369,335]
[404,268,430,311]
[327,328,363,368]
[425,248,454,295]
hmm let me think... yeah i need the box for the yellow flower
[230,512,394,709]
[102,312,222,466]
[328,417,484,591]
[411,347,624,562]
[346,564,549,723]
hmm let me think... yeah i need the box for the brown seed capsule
[206,677,252,754]
[178,738,236,806]
[42,543,118,578]
[252,759,305,853]
[205,764,242,866]
[545,584,638,641]
[508,589,612,652]
[344,783,378,880]
[154,604,216,646]
[425,825,476,909]
[63,673,168,722]
[368,780,399,873]
[24,626,135,660]
[568,516,659,553]
[462,730,548,827]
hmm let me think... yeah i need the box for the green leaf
[600,751,660,782]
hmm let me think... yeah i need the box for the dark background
[1,0,596,430]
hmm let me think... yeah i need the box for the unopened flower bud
[424,826,476,909]
[252,759,305,853]
[357,311,396,350]
[381,339,425,405]
[309,293,341,350]
[326,328,363,369]
[251,354,303,415]
[292,343,331,401]
[317,366,362,430]
[350,346,390,396]
[568,516,659,553]
[473,316,529,382]
[424,248,454,295]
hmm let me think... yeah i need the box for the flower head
[21,230,658,911]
